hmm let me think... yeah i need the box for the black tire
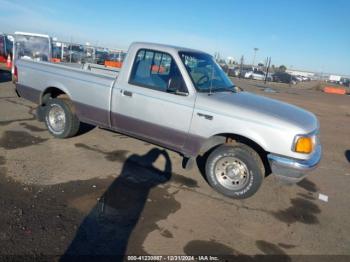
[44,98,80,138]
[205,143,264,199]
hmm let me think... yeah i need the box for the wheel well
[41,87,68,105]
[202,133,271,176]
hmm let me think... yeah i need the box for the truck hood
[196,91,319,133]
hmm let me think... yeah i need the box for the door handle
[197,112,213,120]
[123,90,133,97]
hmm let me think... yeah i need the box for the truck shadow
[196,151,210,183]
[60,148,172,261]
[76,122,96,136]
[345,150,350,163]
[0,69,11,83]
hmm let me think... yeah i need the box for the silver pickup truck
[14,42,322,199]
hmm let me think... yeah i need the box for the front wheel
[44,98,80,138]
[205,144,264,199]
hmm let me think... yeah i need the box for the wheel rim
[47,104,66,133]
[214,156,250,190]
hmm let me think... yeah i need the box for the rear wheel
[205,143,264,199]
[44,98,80,138]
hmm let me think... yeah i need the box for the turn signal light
[295,137,313,154]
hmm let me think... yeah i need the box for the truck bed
[16,59,118,127]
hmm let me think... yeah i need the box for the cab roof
[130,42,209,56]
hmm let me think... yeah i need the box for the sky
[0,0,349,75]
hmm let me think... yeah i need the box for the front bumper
[267,145,322,184]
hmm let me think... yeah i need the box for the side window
[130,49,187,94]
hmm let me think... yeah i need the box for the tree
[278,65,287,72]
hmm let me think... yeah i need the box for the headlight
[293,133,317,154]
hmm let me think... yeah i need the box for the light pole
[252,48,259,66]
[264,57,271,84]
[239,55,244,78]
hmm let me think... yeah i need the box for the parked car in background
[64,44,85,63]
[329,75,342,83]
[340,77,350,87]
[95,50,109,65]
[231,66,254,78]
[0,34,6,63]
[242,67,255,77]
[51,41,64,63]
[104,51,126,68]
[272,72,298,84]
[218,61,229,73]
[245,70,265,80]
[266,73,274,81]
[0,34,13,65]
[227,66,240,77]
[301,76,311,81]
[294,75,304,82]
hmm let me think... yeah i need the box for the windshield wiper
[210,86,237,93]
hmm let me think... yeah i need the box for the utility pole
[61,43,64,61]
[264,57,271,84]
[239,55,244,78]
[69,36,73,63]
[252,48,259,66]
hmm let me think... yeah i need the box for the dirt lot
[0,69,349,260]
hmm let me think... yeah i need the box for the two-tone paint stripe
[15,84,205,157]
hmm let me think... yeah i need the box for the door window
[130,49,187,94]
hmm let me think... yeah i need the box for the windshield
[15,35,50,61]
[179,51,235,92]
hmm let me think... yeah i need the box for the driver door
[111,49,195,151]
